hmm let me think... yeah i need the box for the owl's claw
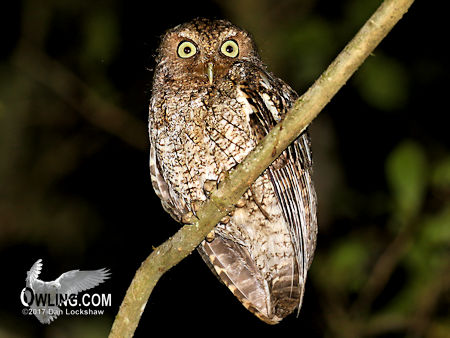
[182,200,203,224]
[191,200,202,213]
[206,230,215,242]
[235,198,246,208]
[203,172,228,197]
[203,179,216,195]
[181,211,195,224]
[216,171,227,188]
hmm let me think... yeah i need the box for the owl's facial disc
[157,19,262,85]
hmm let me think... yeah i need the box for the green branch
[109,0,415,336]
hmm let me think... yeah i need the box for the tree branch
[109,0,415,336]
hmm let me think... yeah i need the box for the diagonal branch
[109,0,415,336]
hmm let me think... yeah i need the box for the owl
[148,18,317,324]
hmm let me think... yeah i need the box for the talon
[220,215,230,224]
[217,171,227,188]
[203,179,216,194]
[206,230,215,242]
[191,200,202,212]
[182,211,194,224]
[235,198,246,208]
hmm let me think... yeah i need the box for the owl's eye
[220,40,239,58]
[177,41,197,58]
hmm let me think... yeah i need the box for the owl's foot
[203,171,229,197]
[206,213,230,242]
[181,200,202,224]
[206,230,215,242]
[204,174,246,210]
[181,211,195,224]
[235,197,246,208]
[217,171,228,188]
[203,179,216,195]
[191,200,202,213]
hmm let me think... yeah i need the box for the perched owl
[148,18,317,324]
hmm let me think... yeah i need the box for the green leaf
[385,141,427,220]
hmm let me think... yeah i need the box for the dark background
[0,1,448,337]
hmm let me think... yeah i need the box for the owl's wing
[199,237,273,322]
[26,259,43,287]
[57,268,110,295]
[239,66,318,310]
[149,141,187,222]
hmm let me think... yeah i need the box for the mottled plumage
[148,18,317,324]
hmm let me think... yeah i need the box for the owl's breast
[150,84,257,205]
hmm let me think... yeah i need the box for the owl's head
[154,18,262,86]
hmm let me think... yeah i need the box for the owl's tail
[270,264,304,320]
[198,235,302,324]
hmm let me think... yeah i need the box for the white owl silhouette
[24,259,110,324]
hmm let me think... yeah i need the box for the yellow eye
[220,40,239,58]
[177,41,197,58]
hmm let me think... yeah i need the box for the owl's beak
[206,62,214,85]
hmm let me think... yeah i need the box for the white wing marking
[57,268,110,295]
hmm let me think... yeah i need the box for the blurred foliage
[311,139,449,337]
[0,0,448,337]
[314,236,371,293]
[386,140,427,222]
[355,54,409,111]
